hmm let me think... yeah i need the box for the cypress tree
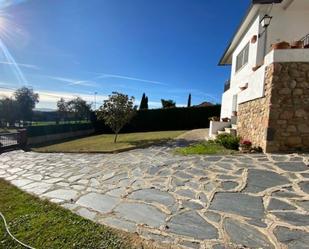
[139,93,148,110]
[187,93,192,108]
[145,96,149,109]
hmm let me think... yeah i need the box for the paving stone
[11,179,33,187]
[22,182,52,195]
[77,208,96,220]
[209,192,264,219]
[295,200,309,211]
[77,193,119,213]
[247,219,267,228]
[175,171,193,179]
[275,162,308,172]
[244,169,290,193]
[43,189,78,201]
[220,181,238,190]
[267,198,297,211]
[179,240,200,249]
[224,219,274,249]
[204,156,222,162]
[168,211,218,240]
[273,211,309,226]
[274,226,309,249]
[204,211,221,223]
[114,202,166,228]
[129,189,175,207]
[203,182,216,192]
[101,217,136,232]
[299,181,309,194]
[171,177,188,187]
[197,192,208,204]
[105,187,125,198]
[175,189,196,199]
[212,244,228,249]
[272,190,301,198]
[182,200,204,210]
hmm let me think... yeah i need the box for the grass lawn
[0,179,152,249]
[32,130,186,153]
[175,141,236,155]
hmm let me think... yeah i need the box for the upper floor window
[236,43,249,72]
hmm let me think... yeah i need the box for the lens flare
[0,10,28,85]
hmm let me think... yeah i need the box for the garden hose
[0,211,36,249]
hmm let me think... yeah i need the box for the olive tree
[97,92,136,143]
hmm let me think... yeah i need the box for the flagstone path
[0,147,308,249]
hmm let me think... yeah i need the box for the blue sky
[0,0,250,109]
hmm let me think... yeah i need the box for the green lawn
[0,179,152,249]
[175,141,236,155]
[32,130,186,153]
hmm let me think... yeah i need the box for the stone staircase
[217,124,237,136]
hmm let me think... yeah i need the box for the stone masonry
[238,62,309,153]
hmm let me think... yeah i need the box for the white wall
[230,16,261,89]
[266,3,309,53]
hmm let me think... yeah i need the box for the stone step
[217,130,228,135]
[232,124,238,129]
[224,127,237,136]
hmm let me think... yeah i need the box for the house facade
[219,0,309,152]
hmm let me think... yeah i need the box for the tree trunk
[114,133,118,143]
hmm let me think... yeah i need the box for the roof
[218,0,283,66]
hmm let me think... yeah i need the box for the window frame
[235,42,250,73]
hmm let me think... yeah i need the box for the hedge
[95,105,221,133]
[27,106,221,137]
[27,123,94,137]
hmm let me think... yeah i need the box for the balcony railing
[224,80,230,92]
[301,33,309,48]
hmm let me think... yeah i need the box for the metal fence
[0,132,18,149]
[301,33,309,47]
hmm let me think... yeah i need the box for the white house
[217,0,309,152]
[220,0,309,119]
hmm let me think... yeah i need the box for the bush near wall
[95,105,221,133]
[27,123,94,137]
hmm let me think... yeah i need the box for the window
[236,43,249,72]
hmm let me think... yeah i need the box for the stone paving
[0,147,309,249]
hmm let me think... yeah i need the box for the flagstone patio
[0,147,308,249]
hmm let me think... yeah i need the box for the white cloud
[47,76,97,87]
[0,61,40,70]
[96,73,167,86]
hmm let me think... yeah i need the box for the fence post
[17,129,28,148]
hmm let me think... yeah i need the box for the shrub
[27,123,94,137]
[215,133,240,150]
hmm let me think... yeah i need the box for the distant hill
[194,101,214,107]
[34,108,56,112]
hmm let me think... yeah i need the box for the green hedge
[27,123,94,137]
[95,105,221,133]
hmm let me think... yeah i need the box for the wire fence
[0,132,18,149]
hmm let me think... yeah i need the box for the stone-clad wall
[237,64,272,151]
[237,62,309,153]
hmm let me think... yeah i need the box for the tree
[0,97,18,126]
[139,93,149,110]
[67,97,92,121]
[57,98,68,121]
[14,87,39,121]
[161,99,176,109]
[97,92,136,143]
[187,93,191,108]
